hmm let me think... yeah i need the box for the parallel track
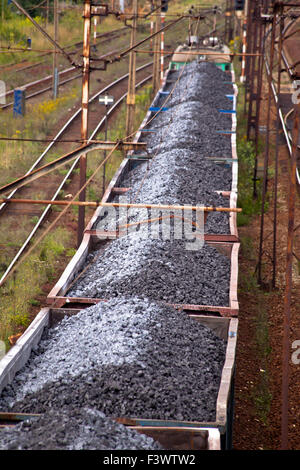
[0,58,172,287]
[0,27,129,109]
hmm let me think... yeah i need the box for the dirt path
[233,87,300,450]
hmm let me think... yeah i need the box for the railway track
[0,26,130,109]
[0,26,128,74]
[0,20,177,109]
[0,57,173,288]
[0,16,188,286]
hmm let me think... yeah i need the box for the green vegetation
[232,53,273,429]
[0,85,79,187]
[234,84,266,227]
[0,1,123,66]
[0,226,72,346]
[87,83,153,198]
[238,235,273,426]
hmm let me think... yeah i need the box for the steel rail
[1,49,123,110]
[3,73,83,107]
[0,62,159,287]
[264,48,300,187]
[0,26,128,73]
[0,59,154,215]
[0,67,81,110]
[0,35,130,109]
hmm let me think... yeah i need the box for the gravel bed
[0,407,163,450]
[0,297,227,423]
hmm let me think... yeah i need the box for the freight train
[0,40,239,451]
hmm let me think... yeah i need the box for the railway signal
[234,0,245,10]
[161,0,168,13]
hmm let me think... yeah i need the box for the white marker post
[99,95,115,194]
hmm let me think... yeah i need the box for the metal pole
[240,0,249,83]
[93,11,98,50]
[103,106,108,195]
[281,102,300,450]
[125,0,138,140]
[150,18,154,51]
[230,0,234,41]
[53,0,59,100]
[244,0,254,115]
[272,8,284,288]
[46,0,49,29]
[246,2,260,141]
[160,10,165,85]
[257,8,277,285]
[78,0,91,248]
[152,1,161,96]
[253,1,266,197]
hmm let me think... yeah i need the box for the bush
[237,138,264,226]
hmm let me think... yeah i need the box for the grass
[233,79,266,227]
[0,6,124,67]
[86,83,153,199]
[238,235,273,427]
[0,84,79,187]
[0,226,73,347]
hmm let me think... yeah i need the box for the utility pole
[160,9,165,85]
[46,0,49,28]
[77,0,91,247]
[53,0,59,99]
[93,13,97,50]
[125,0,138,140]
[152,1,161,96]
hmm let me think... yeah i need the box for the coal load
[117,147,232,234]
[76,62,234,306]
[67,235,230,306]
[0,61,233,450]
[0,297,227,423]
[0,407,163,450]
[109,60,234,235]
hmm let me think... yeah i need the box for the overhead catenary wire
[0,15,193,288]
[0,142,119,289]
[0,71,156,288]
[8,0,81,68]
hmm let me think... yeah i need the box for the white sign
[99,95,114,106]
